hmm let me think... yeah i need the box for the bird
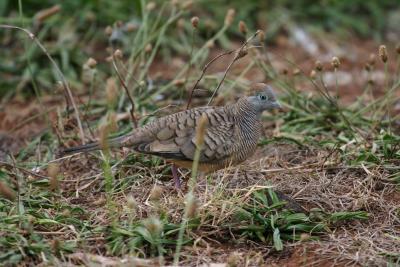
[62,83,281,186]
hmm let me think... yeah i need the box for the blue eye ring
[259,94,267,101]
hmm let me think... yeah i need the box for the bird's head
[245,83,281,113]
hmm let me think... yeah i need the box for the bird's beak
[273,101,282,110]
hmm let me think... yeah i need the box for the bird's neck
[230,98,261,121]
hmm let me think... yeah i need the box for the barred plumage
[62,83,281,173]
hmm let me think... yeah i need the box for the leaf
[273,228,283,251]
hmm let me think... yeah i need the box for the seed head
[185,192,198,218]
[205,40,215,49]
[238,21,248,35]
[126,194,137,210]
[181,0,193,10]
[224,9,235,26]
[146,2,156,11]
[292,68,301,76]
[195,113,208,147]
[106,77,118,106]
[149,185,163,201]
[331,56,340,69]
[85,57,97,69]
[105,26,113,36]
[315,60,323,72]
[113,49,123,59]
[191,16,199,29]
[48,163,60,191]
[145,43,153,53]
[310,70,317,79]
[257,30,265,43]
[177,18,185,30]
[379,45,388,63]
[368,54,376,66]
[125,22,138,32]
[99,124,110,152]
[144,217,163,236]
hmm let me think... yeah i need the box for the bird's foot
[171,164,182,190]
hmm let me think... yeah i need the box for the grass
[0,0,400,266]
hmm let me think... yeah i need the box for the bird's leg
[171,164,181,189]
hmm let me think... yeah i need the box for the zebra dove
[63,83,281,173]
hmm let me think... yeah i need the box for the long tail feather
[62,136,126,155]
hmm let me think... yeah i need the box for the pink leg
[171,164,181,189]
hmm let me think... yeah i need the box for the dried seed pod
[379,45,388,63]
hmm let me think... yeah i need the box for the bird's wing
[132,107,237,163]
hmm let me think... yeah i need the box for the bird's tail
[62,136,126,155]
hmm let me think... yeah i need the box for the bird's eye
[259,94,267,101]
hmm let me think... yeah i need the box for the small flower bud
[315,60,323,72]
[224,8,235,26]
[139,80,146,87]
[238,21,248,35]
[191,16,199,29]
[105,26,113,36]
[331,56,340,69]
[379,45,388,63]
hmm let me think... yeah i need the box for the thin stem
[0,24,85,143]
